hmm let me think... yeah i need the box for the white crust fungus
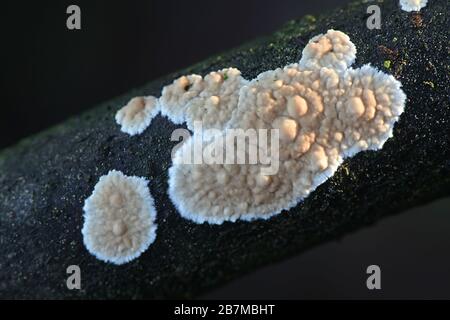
[399,0,428,12]
[167,30,406,224]
[160,68,247,130]
[299,29,356,72]
[116,68,246,134]
[82,170,157,265]
[115,96,160,136]
[159,74,204,125]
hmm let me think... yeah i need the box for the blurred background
[0,0,343,149]
[1,0,449,299]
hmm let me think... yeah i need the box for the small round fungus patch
[115,96,160,136]
[399,0,428,12]
[82,170,157,265]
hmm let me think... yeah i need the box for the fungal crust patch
[159,68,247,130]
[166,30,406,224]
[82,170,157,264]
[115,96,160,136]
[112,30,406,225]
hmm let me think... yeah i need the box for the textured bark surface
[0,0,449,299]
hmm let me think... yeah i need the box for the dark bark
[0,0,449,299]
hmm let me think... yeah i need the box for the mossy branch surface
[0,0,449,298]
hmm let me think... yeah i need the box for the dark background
[1,0,449,299]
[0,0,343,149]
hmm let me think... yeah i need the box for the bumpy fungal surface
[167,30,406,224]
[299,29,356,72]
[160,68,247,130]
[115,96,160,136]
[399,0,428,12]
[82,170,157,264]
